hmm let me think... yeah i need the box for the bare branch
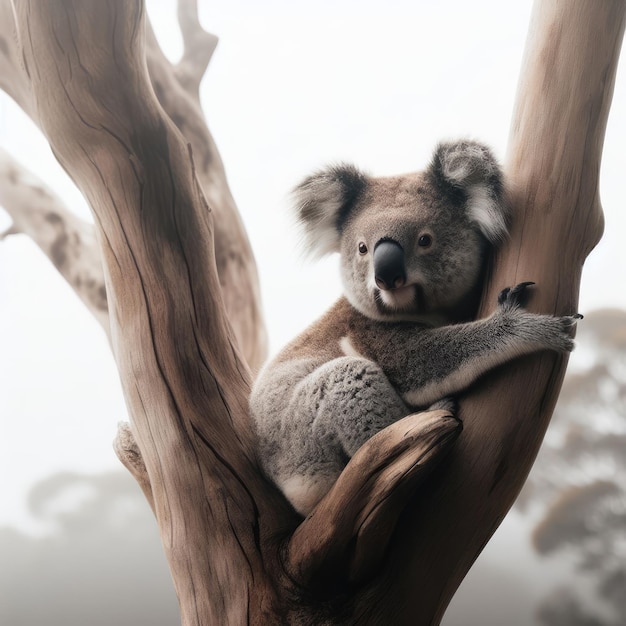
[0,0,267,371]
[0,148,109,333]
[287,409,461,590]
[145,19,268,372]
[174,0,219,100]
[0,0,266,539]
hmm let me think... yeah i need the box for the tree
[0,471,179,625]
[1,0,624,624]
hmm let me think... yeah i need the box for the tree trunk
[0,0,267,371]
[5,0,625,624]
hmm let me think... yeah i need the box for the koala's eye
[358,242,368,255]
[418,234,432,248]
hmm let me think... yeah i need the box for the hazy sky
[0,1,624,623]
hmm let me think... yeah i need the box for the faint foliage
[536,590,606,626]
[533,481,621,554]
[0,471,179,626]
[517,309,626,626]
[600,568,626,617]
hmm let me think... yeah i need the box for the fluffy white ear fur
[435,140,509,245]
[293,165,367,258]
[293,177,344,258]
[465,184,508,245]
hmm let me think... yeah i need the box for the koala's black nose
[373,239,406,290]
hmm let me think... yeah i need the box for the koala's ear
[293,164,368,258]
[429,140,509,245]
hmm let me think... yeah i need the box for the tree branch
[0,0,34,117]
[287,409,462,591]
[11,2,289,622]
[174,0,218,100]
[0,0,267,371]
[144,17,268,372]
[377,3,626,623]
[0,148,110,333]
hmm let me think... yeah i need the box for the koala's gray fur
[250,140,579,516]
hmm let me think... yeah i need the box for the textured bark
[287,410,461,591]
[144,17,268,372]
[10,3,289,623]
[0,0,267,371]
[383,3,625,623]
[3,0,624,624]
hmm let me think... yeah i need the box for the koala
[250,140,579,516]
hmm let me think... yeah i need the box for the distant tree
[518,310,626,626]
[0,471,178,626]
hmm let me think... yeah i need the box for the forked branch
[0,0,267,370]
[11,3,286,622]
[113,422,155,514]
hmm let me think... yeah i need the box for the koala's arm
[350,284,580,408]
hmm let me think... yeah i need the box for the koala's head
[294,140,507,323]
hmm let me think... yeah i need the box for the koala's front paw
[513,309,582,353]
[550,313,584,352]
[496,282,583,353]
[498,281,535,310]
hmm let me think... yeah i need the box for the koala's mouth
[374,283,423,315]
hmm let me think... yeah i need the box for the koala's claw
[546,313,582,352]
[498,281,535,308]
[561,314,583,328]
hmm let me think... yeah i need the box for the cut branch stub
[114,421,154,514]
[287,409,462,591]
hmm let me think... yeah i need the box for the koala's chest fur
[272,297,430,399]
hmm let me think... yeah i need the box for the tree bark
[0,0,267,371]
[11,3,289,624]
[384,3,625,623]
[4,0,625,624]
